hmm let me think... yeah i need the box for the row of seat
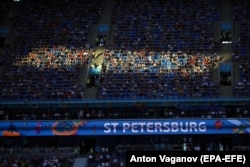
[0,0,102,100]
[232,0,250,97]
[0,105,248,120]
[97,0,220,100]
[111,0,219,52]
[97,49,219,99]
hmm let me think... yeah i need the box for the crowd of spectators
[97,0,220,100]
[0,147,74,167]
[0,155,73,167]
[232,0,250,97]
[0,105,249,120]
[0,1,249,166]
[0,142,74,167]
[111,0,219,52]
[87,145,125,167]
[97,48,220,99]
[0,0,102,101]
[0,46,95,100]
[0,144,125,167]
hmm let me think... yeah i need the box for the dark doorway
[219,63,232,86]
[87,74,99,88]
[84,138,96,153]
[220,72,231,86]
[220,22,232,44]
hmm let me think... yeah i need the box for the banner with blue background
[0,119,250,137]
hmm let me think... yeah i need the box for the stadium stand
[97,0,220,100]
[232,0,250,97]
[0,0,249,167]
[0,0,102,101]
[0,147,74,167]
[0,105,249,120]
[87,147,125,167]
[111,0,219,52]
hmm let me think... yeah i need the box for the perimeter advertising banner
[0,119,250,137]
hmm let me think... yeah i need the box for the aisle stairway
[84,0,117,99]
[73,157,88,167]
[217,0,235,97]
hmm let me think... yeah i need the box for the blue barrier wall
[1,119,250,137]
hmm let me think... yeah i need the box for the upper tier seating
[232,0,250,97]
[0,0,102,100]
[97,0,220,100]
